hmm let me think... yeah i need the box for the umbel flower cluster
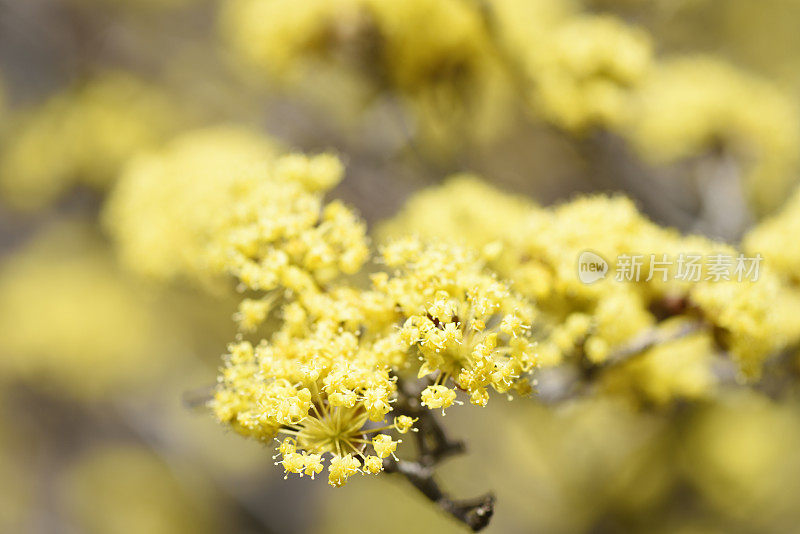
[217,0,800,214]
[103,126,800,496]
[212,236,536,487]
[381,176,800,403]
[6,1,800,532]
[221,0,512,151]
[80,105,800,533]
[102,126,800,511]
[104,128,538,488]
[0,73,184,211]
[0,222,179,400]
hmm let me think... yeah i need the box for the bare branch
[387,376,495,531]
[384,458,495,532]
[602,319,707,367]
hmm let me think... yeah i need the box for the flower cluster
[220,0,366,80]
[515,194,800,384]
[0,222,179,399]
[104,126,280,285]
[211,237,538,485]
[212,333,404,487]
[377,174,534,256]
[7,1,800,532]
[380,176,800,402]
[743,186,800,284]
[0,72,184,210]
[216,0,800,213]
[220,0,513,152]
[380,239,537,408]
[206,152,369,294]
[195,159,538,485]
[530,15,653,132]
[625,56,800,214]
[105,126,369,295]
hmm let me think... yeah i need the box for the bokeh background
[3,1,800,533]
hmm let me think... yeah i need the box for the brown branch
[537,319,708,404]
[383,458,495,532]
[692,151,751,242]
[601,319,707,367]
[387,376,495,531]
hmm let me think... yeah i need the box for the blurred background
[2,0,800,533]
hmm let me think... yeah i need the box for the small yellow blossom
[393,416,417,434]
[234,297,276,332]
[328,454,361,487]
[363,456,383,474]
[372,434,399,459]
[280,452,306,478]
[420,385,458,414]
[303,453,324,479]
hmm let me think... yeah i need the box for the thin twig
[383,458,495,532]
[387,377,495,531]
[601,319,707,367]
[537,319,708,403]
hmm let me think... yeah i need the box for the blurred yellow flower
[58,444,217,534]
[380,177,800,399]
[0,222,181,399]
[683,390,800,531]
[103,125,281,286]
[743,185,800,284]
[533,15,653,131]
[627,56,800,213]
[0,73,184,211]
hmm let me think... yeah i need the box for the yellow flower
[385,240,538,406]
[220,0,515,153]
[393,415,417,434]
[105,126,368,294]
[626,55,800,214]
[533,15,653,131]
[328,454,361,487]
[363,455,384,474]
[234,297,276,332]
[0,72,184,211]
[207,178,538,487]
[279,452,306,477]
[420,385,458,413]
[743,186,800,283]
[0,222,180,399]
[303,453,325,479]
[380,177,800,398]
[372,434,399,459]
